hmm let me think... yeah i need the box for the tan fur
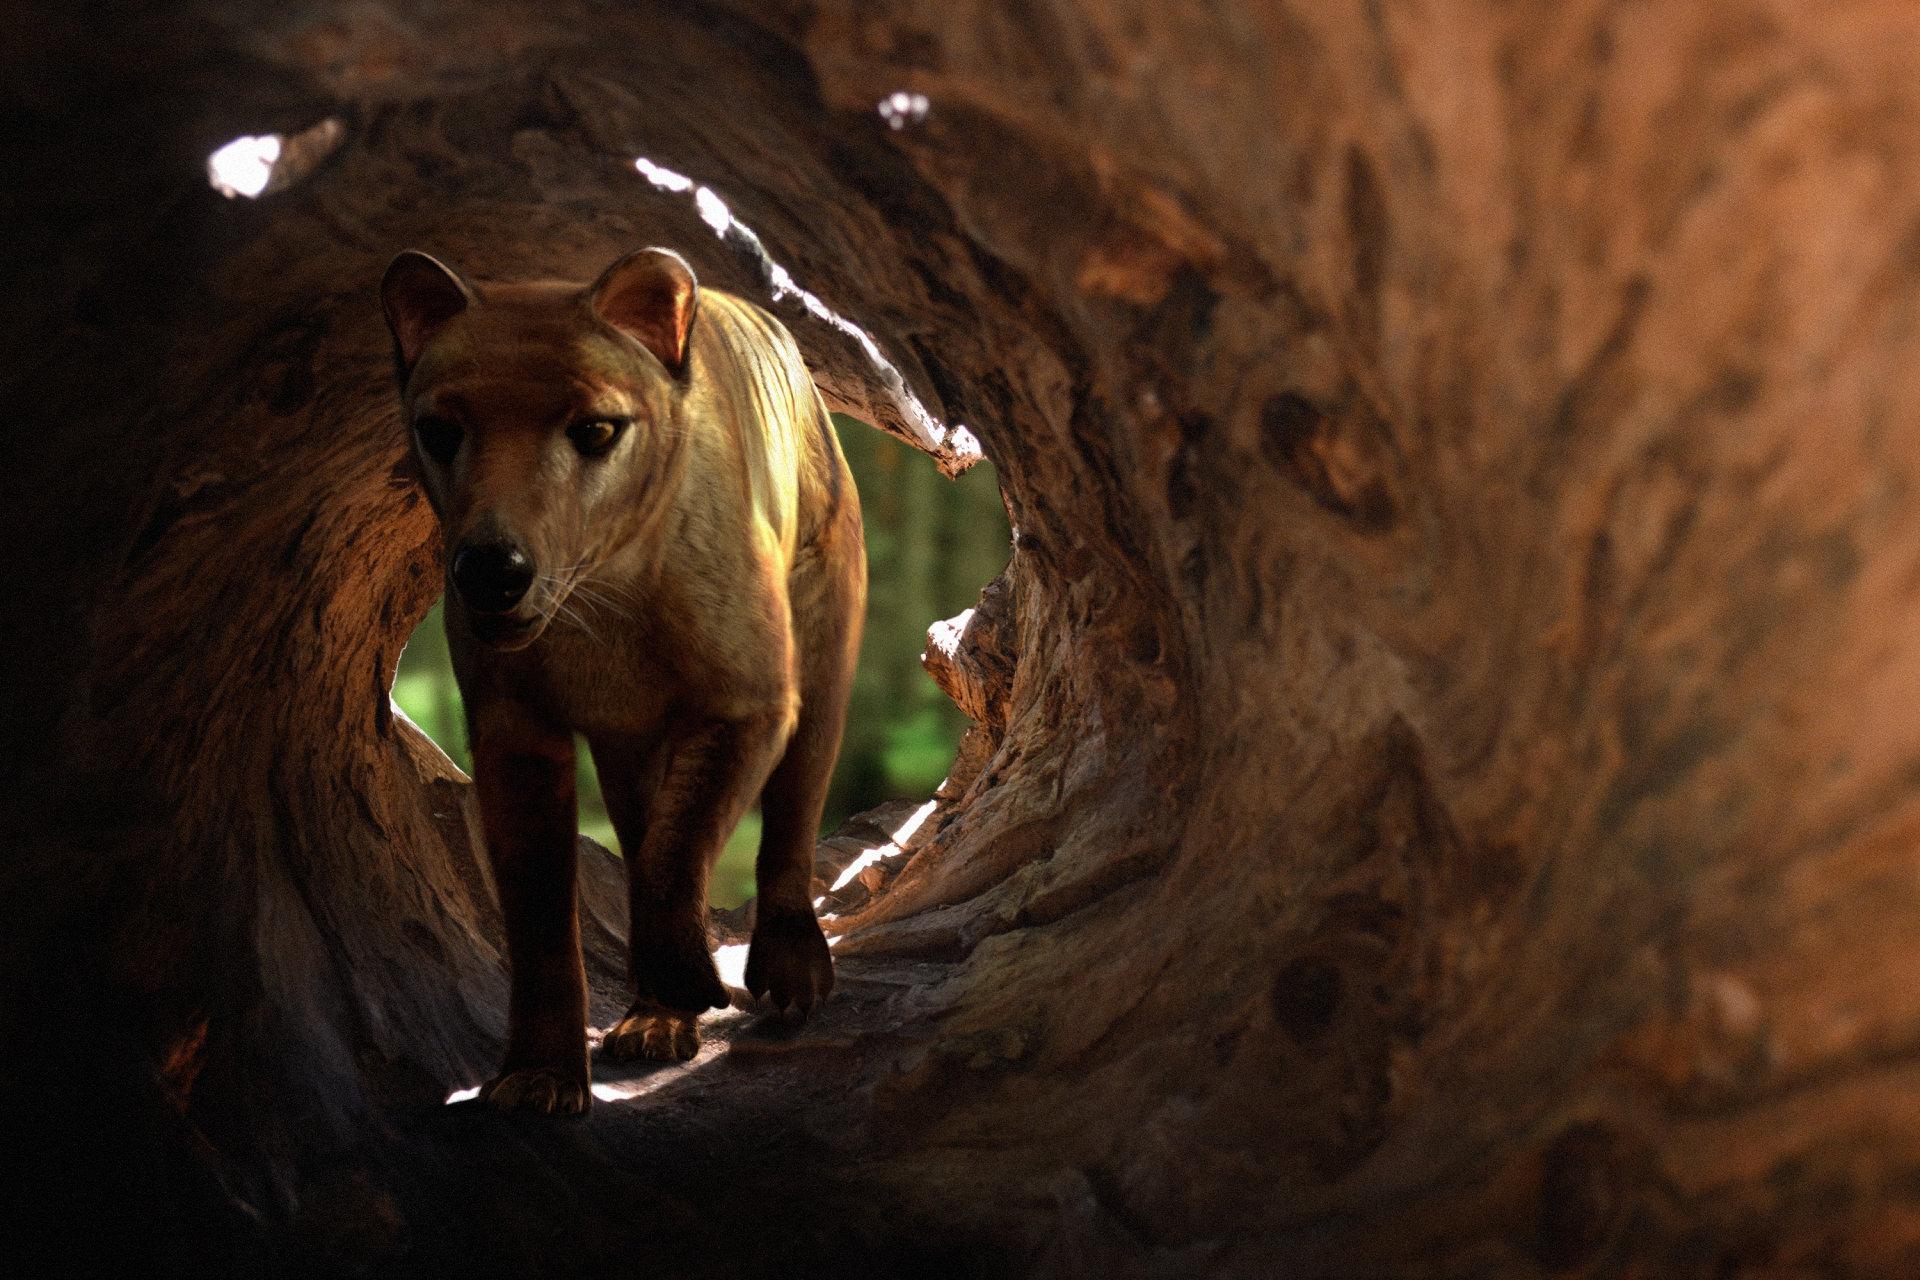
[383,249,865,1113]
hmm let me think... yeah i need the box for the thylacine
[381,247,865,1114]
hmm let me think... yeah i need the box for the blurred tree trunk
[11,2,1920,1277]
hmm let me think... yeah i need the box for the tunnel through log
[12,2,1920,1276]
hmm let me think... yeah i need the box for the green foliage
[390,415,1009,906]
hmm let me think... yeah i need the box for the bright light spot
[207,133,283,198]
[694,186,733,237]
[447,1074,693,1106]
[932,609,975,650]
[946,425,984,465]
[205,119,342,200]
[715,942,749,989]
[630,153,967,462]
[827,849,878,894]
[827,798,938,894]
[893,797,939,845]
[878,91,931,130]
[633,156,694,192]
[590,1081,640,1102]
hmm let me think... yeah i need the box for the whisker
[522,561,644,646]
[584,576,643,604]
[576,572,644,608]
[551,600,599,644]
[569,583,632,622]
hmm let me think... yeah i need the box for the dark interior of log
[11,3,1920,1276]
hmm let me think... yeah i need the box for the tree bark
[10,2,1920,1276]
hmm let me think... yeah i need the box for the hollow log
[10,1,1920,1276]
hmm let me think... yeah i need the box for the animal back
[697,292,818,563]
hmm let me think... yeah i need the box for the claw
[602,1000,701,1062]
[480,1066,591,1115]
[745,909,834,1015]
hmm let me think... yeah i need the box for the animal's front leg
[470,699,590,1114]
[620,707,795,1039]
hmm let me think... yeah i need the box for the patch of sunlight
[206,118,342,199]
[207,134,281,197]
[714,943,749,989]
[630,154,980,469]
[694,186,732,238]
[824,797,936,896]
[878,90,930,130]
[590,1081,647,1103]
[446,1072,708,1106]
[633,156,693,192]
[892,796,939,845]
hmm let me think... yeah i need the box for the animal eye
[414,416,463,464]
[567,417,627,457]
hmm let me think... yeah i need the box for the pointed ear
[380,251,477,375]
[586,248,698,377]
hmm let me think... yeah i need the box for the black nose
[451,541,535,614]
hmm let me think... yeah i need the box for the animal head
[380,247,698,649]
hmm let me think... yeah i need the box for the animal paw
[479,1065,590,1115]
[602,999,701,1062]
[631,929,731,1012]
[745,908,835,1012]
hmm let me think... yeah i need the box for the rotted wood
[922,570,1018,732]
